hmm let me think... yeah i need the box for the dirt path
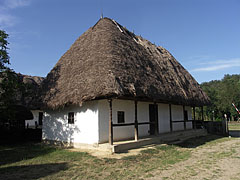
[148,137,240,180]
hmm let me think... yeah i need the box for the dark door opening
[149,104,158,135]
[39,112,43,126]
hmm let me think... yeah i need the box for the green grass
[0,142,191,180]
[0,135,232,180]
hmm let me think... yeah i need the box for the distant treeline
[199,74,240,121]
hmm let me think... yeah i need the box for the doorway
[149,104,158,135]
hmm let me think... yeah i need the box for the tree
[0,30,26,107]
[200,74,240,121]
[0,29,19,107]
[0,30,10,71]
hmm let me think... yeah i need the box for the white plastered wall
[25,110,42,127]
[42,99,193,145]
[185,106,193,129]
[98,99,135,143]
[158,103,171,133]
[98,100,151,143]
[98,100,188,143]
[42,101,99,144]
[172,105,193,131]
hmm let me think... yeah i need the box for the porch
[74,129,207,153]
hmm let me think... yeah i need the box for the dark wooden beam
[112,121,155,127]
[169,104,173,132]
[193,107,196,129]
[108,99,113,145]
[183,105,186,130]
[154,102,159,135]
[201,106,204,121]
[112,123,135,127]
[138,122,156,125]
[172,120,194,123]
[134,100,139,141]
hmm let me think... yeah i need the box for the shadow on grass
[175,135,225,148]
[0,163,68,180]
[0,143,56,166]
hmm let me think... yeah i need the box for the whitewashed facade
[25,110,43,128]
[42,99,193,145]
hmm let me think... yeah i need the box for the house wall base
[42,139,114,152]
[43,129,207,153]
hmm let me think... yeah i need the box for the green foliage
[0,30,10,71]
[0,70,25,106]
[200,74,240,120]
[0,30,30,128]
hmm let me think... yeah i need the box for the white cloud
[2,0,31,9]
[0,0,32,28]
[191,58,240,72]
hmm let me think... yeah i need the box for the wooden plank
[112,123,135,127]
[108,99,113,145]
[154,102,159,135]
[134,100,138,141]
[169,104,173,132]
[183,105,186,130]
[172,120,194,123]
[113,121,156,127]
[138,122,155,125]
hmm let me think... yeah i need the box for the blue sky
[0,0,239,83]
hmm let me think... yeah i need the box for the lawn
[0,135,236,180]
[0,142,190,180]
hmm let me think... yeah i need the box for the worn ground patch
[148,137,240,180]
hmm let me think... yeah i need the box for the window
[117,111,125,123]
[184,110,188,121]
[68,112,74,124]
[39,112,43,125]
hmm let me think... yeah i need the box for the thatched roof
[17,74,44,109]
[41,17,210,109]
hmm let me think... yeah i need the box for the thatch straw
[17,74,44,109]
[41,17,210,109]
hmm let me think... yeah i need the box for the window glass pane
[68,112,74,124]
[117,111,125,123]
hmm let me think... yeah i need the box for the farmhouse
[0,72,44,130]
[19,74,44,129]
[40,17,210,150]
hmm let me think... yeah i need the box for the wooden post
[193,107,196,129]
[134,100,139,141]
[201,106,204,121]
[154,102,159,135]
[169,104,173,132]
[183,105,186,130]
[108,99,113,145]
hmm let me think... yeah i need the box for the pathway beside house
[148,137,240,180]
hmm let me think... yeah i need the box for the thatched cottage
[0,72,44,129]
[40,17,210,147]
[18,74,44,128]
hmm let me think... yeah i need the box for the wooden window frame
[68,112,75,124]
[117,111,125,124]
